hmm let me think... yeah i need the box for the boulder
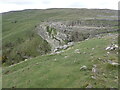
[74,49,80,53]
[67,42,74,47]
[107,60,119,66]
[105,44,118,51]
[80,65,87,70]
[91,76,96,79]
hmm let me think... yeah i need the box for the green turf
[2,33,118,88]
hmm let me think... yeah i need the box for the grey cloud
[69,2,85,7]
[0,0,35,5]
[42,0,51,4]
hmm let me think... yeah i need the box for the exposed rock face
[36,22,72,51]
[36,20,118,51]
[36,21,90,51]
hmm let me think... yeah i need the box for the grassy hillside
[2,33,118,88]
[2,8,118,65]
[2,9,118,88]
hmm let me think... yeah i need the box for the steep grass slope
[2,33,118,88]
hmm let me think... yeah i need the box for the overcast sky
[0,0,119,13]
